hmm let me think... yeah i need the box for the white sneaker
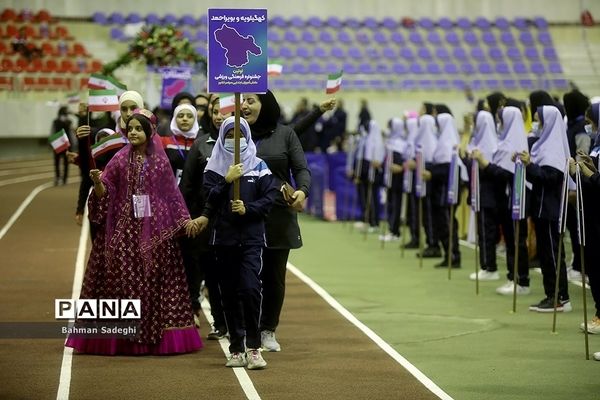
[353,221,365,229]
[567,267,589,285]
[225,352,247,367]
[246,349,267,370]
[496,281,530,295]
[594,352,600,361]
[469,270,500,281]
[580,316,600,334]
[379,233,400,242]
[261,330,281,352]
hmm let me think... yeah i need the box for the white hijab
[364,120,386,163]
[531,106,570,171]
[468,111,498,161]
[404,117,419,160]
[386,117,408,155]
[415,114,438,163]
[491,106,528,173]
[170,104,199,139]
[433,113,459,164]
[205,116,262,176]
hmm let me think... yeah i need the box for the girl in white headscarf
[161,104,200,184]
[381,118,407,240]
[518,105,571,312]
[466,111,501,281]
[471,106,531,296]
[403,116,421,248]
[357,119,386,231]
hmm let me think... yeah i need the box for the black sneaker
[403,240,419,249]
[434,258,461,268]
[207,326,227,340]
[529,297,572,313]
[418,246,442,258]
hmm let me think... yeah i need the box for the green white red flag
[48,129,70,153]
[90,133,127,159]
[88,89,119,112]
[325,71,343,94]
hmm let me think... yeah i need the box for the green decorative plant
[102,25,206,75]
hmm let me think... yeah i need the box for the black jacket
[526,164,563,220]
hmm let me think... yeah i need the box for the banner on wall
[160,67,193,109]
[207,8,268,93]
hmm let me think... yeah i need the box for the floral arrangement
[102,25,206,75]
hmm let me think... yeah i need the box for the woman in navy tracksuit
[195,116,278,369]
[519,106,571,312]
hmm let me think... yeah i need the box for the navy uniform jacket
[202,161,278,247]
[526,164,563,221]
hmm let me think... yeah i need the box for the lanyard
[170,137,188,160]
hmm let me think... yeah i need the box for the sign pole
[234,92,241,201]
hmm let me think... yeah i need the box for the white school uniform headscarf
[170,104,199,139]
[403,117,419,160]
[386,117,408,155]
[531,106,570,171]
[491,106,528,173]
[415,114,438,163]
[433,113,459,164]
[205,116,262,176]
[364,119,386,163]
[468,110,498,161]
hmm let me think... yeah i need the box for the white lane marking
[0,173,56,187]
[287,262,454,400]
[200,298,262,400]
[0,182,54,240]
[56,208,89,400]
[0,166,54,176]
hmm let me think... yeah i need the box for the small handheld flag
[415,144,426,198]
[267,59,283,76]
[91,133,127,160]
[49,129,70,154]
[219,93,236,115]
[88,89,119,112]
[511,158,527,220]
[402,161,413,194]
[66,92,80,104]
[325,71,343,94]
[470,159,480,212]
[88,73,127,96]
[447,147,459,205]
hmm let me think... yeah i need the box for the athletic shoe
[418,246,442,258]
[207,326,227,340]
[496,281,530,296]
[403,240,419,249]
[594,352,600,361]
[225,352,247,368]
[261,330,281,352]
[246,349,267,370]
[529,297,572,313]
[353,221,365,230]
[469,270,500,281]
[379,233,400,242]
[193,312,201,328]
[580,316,600,334]
[567,267,589,285]
[434,258,461,268]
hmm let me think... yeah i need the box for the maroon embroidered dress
[65,136,202,355]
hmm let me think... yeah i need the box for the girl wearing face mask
[66,109,201,355]
[239,90,311,353]
[179,94,233,340]
[191,116,278,369]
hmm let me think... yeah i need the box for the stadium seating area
[98,12,569,91]
[0,8,103,91]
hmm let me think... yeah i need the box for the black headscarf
[251,90,281,139]
[422,102,434,115]
[563,90,590,122]
[505,98,525,110]
[529,90,555,119]
[486,92,506,119]
[170,91,195,114]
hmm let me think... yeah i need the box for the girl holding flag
[403,115,420,248]
[471,106,531,296]
[381,118,407,241]
[466,110,499,281]
[50,106,73,186]
[517,106,572,313]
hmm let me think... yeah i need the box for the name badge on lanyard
[175,169,183,186]
[132,194,152,218]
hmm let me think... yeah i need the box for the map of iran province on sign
[214,24,262,68]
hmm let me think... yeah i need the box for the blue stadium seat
[109,12,125,25]
[337,30,352,44]
[409,31,424,45]
[92,12,108,25]
[326,16,342,29]
[330,47,345,59]
[537,31,553,46]
[427,31,442,45]
[426,62,442,74]
[302,31,316,43]
[500,31,516,46]
[163,14,177,25]
[345,17,361,29]
[475,17,491,30]
[279,46,294,59]
[506,47,521,61]
[531,62,545,74]
[348,46,363,59]
[179,14,196,26]
[319,30,334,43]
[290,16,304,28]
[435,47,451,61]
[419,18,435,30]
[409,62,424,74]
[456,17,471,29]
[444,62,459,74]
[452,47,468,61]
[126,13,142,24]
[481,31,496,45]
[439,18,453,29]
[524,47,539,61]
[463,30,478,46]
[267,30,281,42]
[495,62,511,74]
[417,47,433,61]
[488,47,504,61]
[364,17,378,30]
[383,47,396,60]
[542,47,557,61]
[356,31,370,45]
[400,47,415,61]
[502,79,518,90]
[478,62,493,74]
[513,18,528,30]
[382,17,398,30]
[519,31,535,46]
[533,16,548,29]
[359,63,374,74]
[391,31,405,44]
[307,16,323,28]
[268,47,277,58]
[296,46,310,58]
[270,16,286,28]
[284,30,299,43]
[494,17,510,30]
[313,46,328,58]
[445,31,460,46]
[513,62,528,74]
[393,63,408,74]
[548,62,562,74]
[461,62,476,74]
[146,13,161,25]
[470,47,486,61]
[365,47,380,58]
[373,31,388,44]
[308,62,323,74]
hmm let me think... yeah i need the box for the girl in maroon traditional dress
[65,109,202,355]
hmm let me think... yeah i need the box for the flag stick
[512,220,519,313]
[474,211,480,295]
[447,204,455,280]
[418,196,423,269]
[380,192,388,249]
[580,243,589,360]
[342,176,352,227]
[349,152,363,232]
[233,93,241,201]
[363,180,373,241]
[551,232,564,333]
[575,165,589,359]
[400,191,408,257]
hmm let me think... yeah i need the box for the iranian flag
[325,71,343,94]
[87,73,127,96]
[49,129,70,154]
[88,89,119,112]
[267,59,283,76]
[91,133,127,159]
[66,92,80,104]
[219,93,236,115]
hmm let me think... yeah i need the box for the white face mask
[531,121,539,136]
[584,124,593,134]
[224,138,247,153]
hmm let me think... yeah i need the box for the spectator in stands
[50,106,72,186]
[240,90,311,352]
